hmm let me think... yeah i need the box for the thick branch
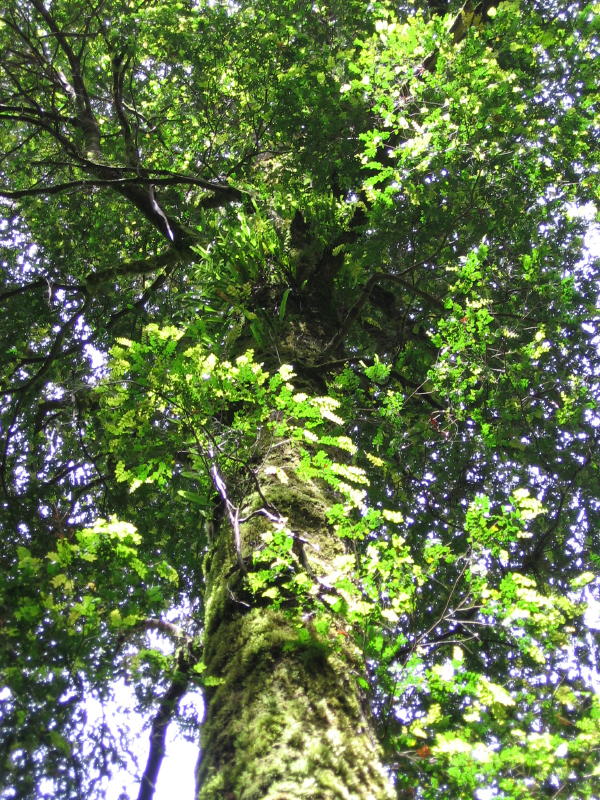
[450,0,500,44]
[0,103,78,126]
[320,264,444,358]
[85,248,189,293]
[111,50,140,168]
[137,641,200,800]
[0,106,81,159]
[28,0,102,158]
[0,173,247,207]
[137,677,189,800]
[0,280,84,301]
[134,618,187,641]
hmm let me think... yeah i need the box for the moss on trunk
[196,609,394,800]
[196,444,395,800]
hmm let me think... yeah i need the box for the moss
[202,526,238,637]
[197,606,394,800]
[240,464,346,572]
[197,439,395,800]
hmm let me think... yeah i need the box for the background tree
[1,1,599,799]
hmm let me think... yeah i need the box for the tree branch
[320,260,445,359]
[0,173,247,212]
[111,49,140,168]
[0,279,85,301]
[85,248,188,294]
[136,641,200,800]
[28,0,102,158]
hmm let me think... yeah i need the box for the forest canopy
[0,1,599,799]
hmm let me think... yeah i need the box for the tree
[1,0,599,798]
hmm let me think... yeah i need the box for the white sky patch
[84,343,108,371]
[584,591,600,632]
[87,675,203,800]
[154,732,200,800]
[585,223,600,255]
[569,201,600,254]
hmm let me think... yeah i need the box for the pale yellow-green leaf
[264,465,289,484]
[570,571,595,588]
[434,735,471,754]
[278,364,295,381]
[477,677,515,707]
[452,646,464,662]
[382,509,403,523]
[463,706,481,723]
[366,452,385,467]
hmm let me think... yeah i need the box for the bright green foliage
[1,0,600,798]
[0,515,180,796]
[101,335,600,798]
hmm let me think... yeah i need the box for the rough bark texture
[196,445,395,800]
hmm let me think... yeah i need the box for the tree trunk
[196,440,394,800]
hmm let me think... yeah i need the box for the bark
[195,442,395,800]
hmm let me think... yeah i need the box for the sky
[99,680,203,800]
